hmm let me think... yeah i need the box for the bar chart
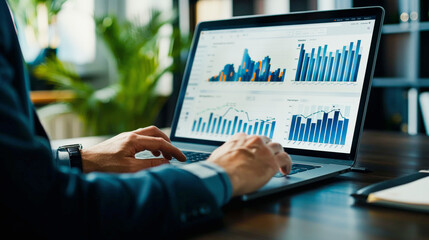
[209,48,286,82]
[191,106,276,139]
[294,40,362,82]
[288,108,349,145]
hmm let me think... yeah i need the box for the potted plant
[34,10,188,136]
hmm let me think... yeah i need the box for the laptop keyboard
[183,151,211,163]
[182,151,320,176]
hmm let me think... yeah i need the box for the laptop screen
[172,14,378,155]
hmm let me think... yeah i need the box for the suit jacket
[0,1,221,238]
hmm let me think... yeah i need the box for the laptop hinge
[291,154,354,166]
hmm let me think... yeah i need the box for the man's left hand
[80,126,186,173]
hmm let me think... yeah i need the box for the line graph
[192,104,276,138]
[288,108,349,145]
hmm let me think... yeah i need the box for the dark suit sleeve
[0,1,222,238]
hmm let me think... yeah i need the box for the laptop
[141,7,384,200]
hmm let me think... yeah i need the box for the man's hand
[80,126,186,173]
[207,133,292,196]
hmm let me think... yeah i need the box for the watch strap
[67,147,83,171]
[59,144,83,171]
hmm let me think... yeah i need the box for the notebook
[354,170,429,213]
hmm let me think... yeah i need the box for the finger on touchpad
[135,150,165,159]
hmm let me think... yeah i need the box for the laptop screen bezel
[169,7,384,161]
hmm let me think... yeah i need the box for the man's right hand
[207,133,292,196]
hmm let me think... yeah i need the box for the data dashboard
[174,18,376,154]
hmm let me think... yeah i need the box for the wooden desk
[52,131,429,239]
[193,131,429,240]
[30,90,75,105]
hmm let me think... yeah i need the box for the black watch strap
[58,144,83,171]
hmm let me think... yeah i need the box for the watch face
[58,144,82,150]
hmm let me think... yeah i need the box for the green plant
[34,11,189,135]
[8,0,66,25]
[8,0,67,47]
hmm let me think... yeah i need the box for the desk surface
[30,90,75,105]
[192,131,429,240]
[52,131,429,239]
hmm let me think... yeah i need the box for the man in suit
[0,0,292,238]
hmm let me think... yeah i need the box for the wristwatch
[58,144,83,171]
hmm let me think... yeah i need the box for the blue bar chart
[209,49,286,82]
[191,107,276,139]
[288,108,349,145]
[294,40,362,82]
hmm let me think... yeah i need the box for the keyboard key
[182,151,210,163]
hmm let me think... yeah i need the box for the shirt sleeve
[54,145,233,206]
[180,161,233,207]
[54,144,234,206]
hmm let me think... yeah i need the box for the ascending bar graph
[288,109,349,145]
[209,48,286,82]
[294,40,362,82]
[191,106,276,139]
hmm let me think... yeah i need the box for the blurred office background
[9,0,429,139]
